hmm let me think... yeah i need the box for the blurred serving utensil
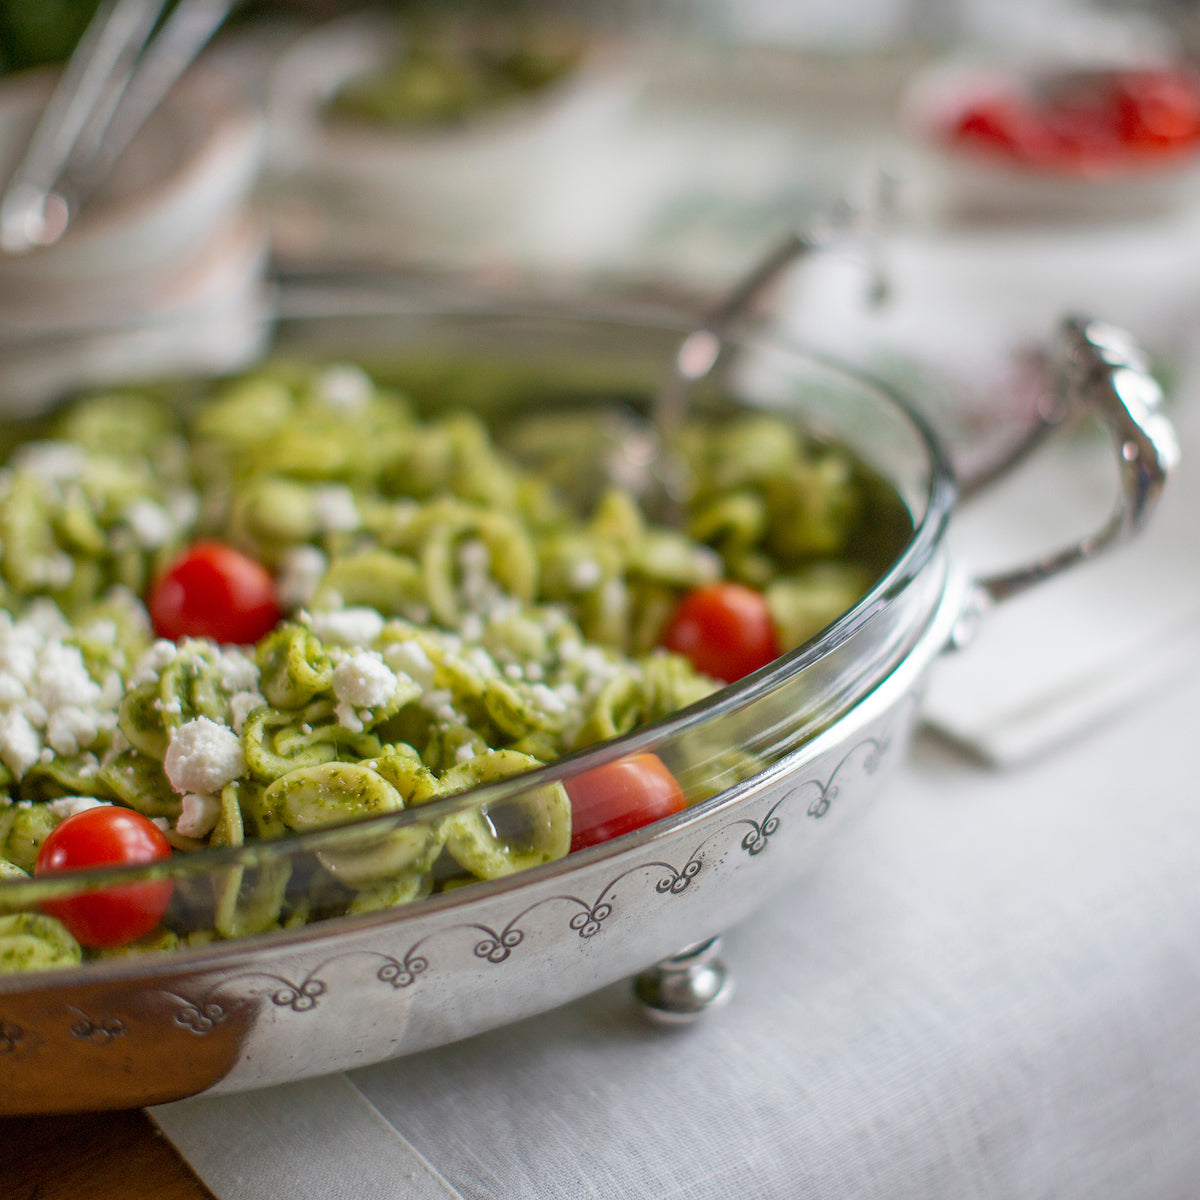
[612,179,897,523]
[0,0,233,255]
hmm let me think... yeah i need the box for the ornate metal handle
[975,314,1179,608]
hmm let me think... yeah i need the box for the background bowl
[262,12,642,269]
[899,55,1200,223]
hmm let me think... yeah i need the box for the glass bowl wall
[0,281,956,974]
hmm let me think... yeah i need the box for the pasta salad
[0,359,902,970]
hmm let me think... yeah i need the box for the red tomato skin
[1113,71,1200,152]
[660,582,781,684]
[148,540,282,644]
[35,807,174,948]
[946,70,1200,174]
[565,753,687,853]
[953,97,1045,158]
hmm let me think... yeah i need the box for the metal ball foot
[633,936,734,1025]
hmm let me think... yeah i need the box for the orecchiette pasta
[0,359,907,969]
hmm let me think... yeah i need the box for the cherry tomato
[1113,70,1200,153]
[35,806,174,948]
[660,581,781,684]
[946,69,1200,174]
[950,94,1094,169]
[565,753,686,853]
[148,540,282,644]
[952,97,1048,158]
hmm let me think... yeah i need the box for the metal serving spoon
[608,183,896,525]
[0,0,234,255]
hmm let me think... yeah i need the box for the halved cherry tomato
[1113,70,1200,153]
[946,69,1200,173]
[660,581,780,684]
[953,97,1048,158]
[35,806,174,948]
[565,753,687,853]
[148,540,282,644]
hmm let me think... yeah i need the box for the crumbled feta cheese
[81,618,118,644]
[11,441,84,483]
[458,539,490,597]
[567,558,603,591]
[176,792,222,839]
[34,642,102,710]
[316,363,373,410]
[598,577,626,623]
[229,690,265,734]
[98,669,124,710]
[309,607,385,647]
[125,498,174,549]
[334,702,364,733]
[0,606,115,777]
[45,706,101,757]
[0,639,39,686]
[165,488,201,529]
[332,653,398,709]
[47,796,107,820]
[383,639,435,687]
[163,717,245,795]
[41,553,75,589]
[528,683,569,716]
[214,648,259,693]
[311,484,359,532]
[422,687,466,726]
[24,599,70,639]
[132,639,178,685]
[277,545,328,609]
[574,646,618,679]
[0,711,42,778]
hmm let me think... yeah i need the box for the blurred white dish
[263,12,642,267]
[898,56,1200,223]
